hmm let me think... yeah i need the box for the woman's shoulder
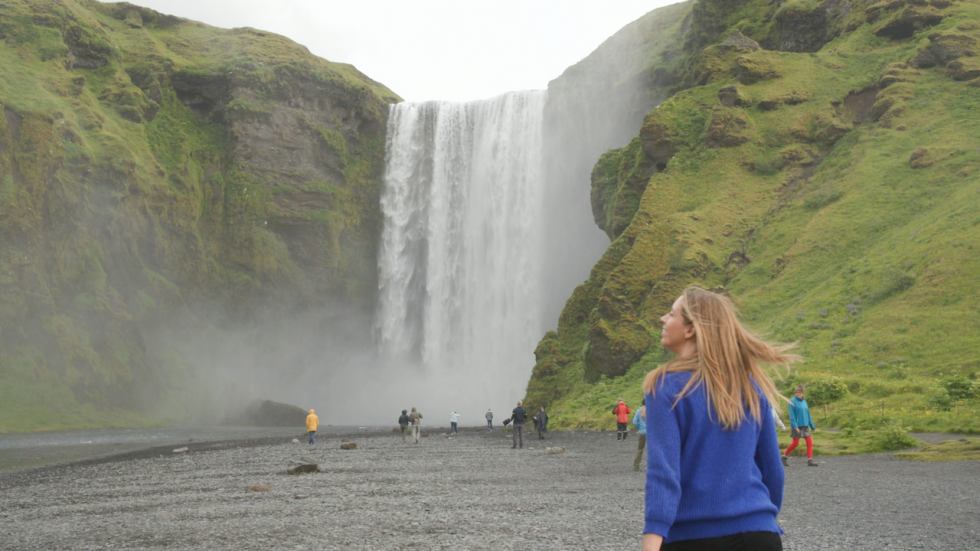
[649,370,696,396]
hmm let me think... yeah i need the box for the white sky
[111,1,683,102]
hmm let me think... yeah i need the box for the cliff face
[0,0,399,431]
[537,0,693,330]
[527,0,980,433]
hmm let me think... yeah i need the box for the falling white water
[376,91,547,412]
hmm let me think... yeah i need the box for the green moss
[530,0,980,436]
[895,438,980,461]
[0,0,399,432]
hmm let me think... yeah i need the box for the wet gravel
[0,428,976,550]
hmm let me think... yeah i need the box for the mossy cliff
[0,0,399,432]
[527,0,980,434]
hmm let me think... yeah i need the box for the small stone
[246,485,271,493]
[172,447,188,454]
[545,447,567,455]
[340,442,359,450]
[291,439,300,444]
[294,495,307,499]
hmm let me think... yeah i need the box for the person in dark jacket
[510,400,527,449]
[533,407,549,439]
[398,409,410,443]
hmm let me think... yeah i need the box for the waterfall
[376,91,547,408]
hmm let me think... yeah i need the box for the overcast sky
[110,0,683,102]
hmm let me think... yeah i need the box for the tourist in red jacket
[613,399,632,441]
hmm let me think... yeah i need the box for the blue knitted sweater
[644,372,784,543]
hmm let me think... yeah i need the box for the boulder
[757,89,812,111]
[717,85,750,108]
[721,30,761,51]
[287,463,319,475]
[911,33,977,68]
[733,56,780,85]
[947,58,980,81]
[706,107,755,148]
[875,5,945,39]
[909,147,931,168]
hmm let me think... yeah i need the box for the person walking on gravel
[783,385,817,467]
[486,409,494,431]
[306,409,319,446]
[771,403,787,432]
[450,411,460,434]
[533,407,548,439]
[633,399,647,471]
[613,399,632,441]
[398,409,410,443]
[642,287,796,551]
[510,400,527,449]
[409,407,423,444]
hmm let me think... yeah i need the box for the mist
[131,5,677,431]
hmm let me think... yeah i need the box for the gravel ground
[0,428,977,551]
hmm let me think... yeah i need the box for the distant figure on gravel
[632,399,646,471]
[486,409,494,431]
[613,399,632,441]
[642,287,797,551]
[409,407,423,444]
[398,409,410,443]
[771,403,787,432]
[533,407,548,439]
[510,400,527,449]
[306,409,319,446]
[783,385,817,467]
[450,411,460,434]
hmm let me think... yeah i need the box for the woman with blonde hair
[642,287,798,551]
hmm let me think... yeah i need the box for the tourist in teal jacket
[632,399,647,471]
[783,385,817,467]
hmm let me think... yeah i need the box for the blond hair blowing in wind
[643,287,800,430]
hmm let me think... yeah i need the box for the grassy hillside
[0,0,399,432]
[527,0,980,436]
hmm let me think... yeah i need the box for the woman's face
[795,390,804,400]
[660,296,695,355]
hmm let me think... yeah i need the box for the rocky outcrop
[0,0,399,430]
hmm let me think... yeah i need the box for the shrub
[942,377,976,400]
[873,421,918,451]
[868,268,916,304]
[803,190,844,210]
[806,377,849,405]
[753,152,784,175]
[928,389,953,411]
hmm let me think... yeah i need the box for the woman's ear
[684,321,696,341]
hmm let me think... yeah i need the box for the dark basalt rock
[875,4,946,39]
[718,85,751,108]
[911,33,978,68]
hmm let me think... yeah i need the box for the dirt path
[1,428,976,550]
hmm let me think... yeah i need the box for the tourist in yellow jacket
[306,409,319,446]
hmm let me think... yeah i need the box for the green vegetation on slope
[528,0,980,436]
[0,0,399,432]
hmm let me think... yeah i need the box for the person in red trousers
[783,385,818,467]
